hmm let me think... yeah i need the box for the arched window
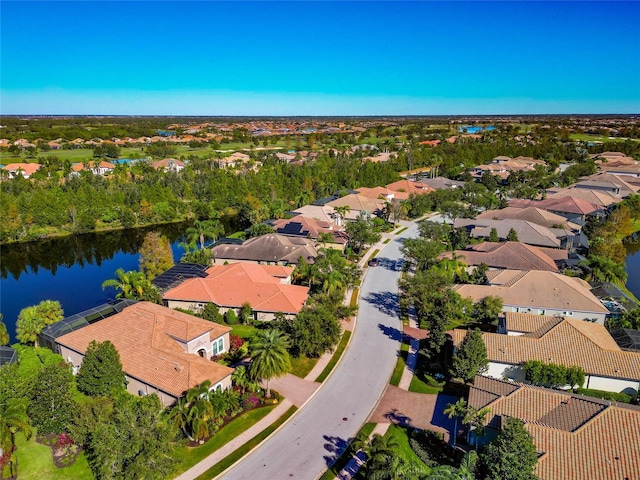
[212,337,224,355]
[197,348,206,358]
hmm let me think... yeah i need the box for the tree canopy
[77,340,126,396]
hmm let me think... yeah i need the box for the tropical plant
[15,300,64,347]
[580,254,628,284]
[187,219,224,250]
[0,399,32,461]
[249,329,291,398]
[444,398,467,446]
[101,268,161,302]
[0,315,8,346]
[462,406,491,449]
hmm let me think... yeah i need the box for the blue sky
[1,1,639,115]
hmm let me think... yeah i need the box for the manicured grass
[383,424,430,469]
[289,354,319,378]
[227,230,246,239]
[319,422,377,480]
[14,431,93,480]
[396,227,408,234]
[350,288,360,309]
[230,324,258,339]
[194,406,298,480]
[172,402,280,475]
[315,330,351,383]
[383,238,391,244]
[570,133,640,143]
[409,372,446,395]
[389,341,409,386]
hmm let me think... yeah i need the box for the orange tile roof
[452,317,640,380]
[468,376,640,480]
[56,302,233,397]
[3,162,42,175]
[163,263,309,314]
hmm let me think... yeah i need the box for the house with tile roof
[163,262,309,321]
[509,196,606,224]
[70,160,115,176]
[272,215,348,248]
[56,302,234,407]
[475,206,581,231]
[452,315,640,393]
[453,269,609,322]
[151,158,184,172]
[470,155,546,180]
[466,375,640,480]
[546,185,622,208]
[385,179,435,200]
[326,193,385,221]
[419,176,465,190]
[453,218,576,250]
[290,204,338,226]
[439,241,564,272]
[218,152,251,169]
[211,234,317,266]
[2,162,42,179]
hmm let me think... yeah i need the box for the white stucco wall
[503,305,607,324]
[586,375,640,395]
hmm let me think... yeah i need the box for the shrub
[576,388,635,404]
[225,309,238,325]
[409,429,457,468]
[241,393,261,410]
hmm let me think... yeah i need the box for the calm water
[624,233,640,301]
[0,224,190,341]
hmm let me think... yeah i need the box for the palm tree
[187,219,224,250]
[15,307,43,347]
[102,268,160,302]
[168,398,192,441]
[444,398,467,446]
[0,314,9,346]
[0,399,32,461]
[249,329,291,398]
[231,366,251,394]
[463,406,491,449]
[322,269,346,295]
[333,206,351,226]
[580,255,628,284]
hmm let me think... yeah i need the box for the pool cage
[39,299,138,353]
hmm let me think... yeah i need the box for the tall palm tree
[444,398,467,446]
[15,307,43,347]
[168,398,192,441]
[333,206,351,226]
[463,406,491,449]
[102,268,160,302]
[187,219,224,250]
[322,270,346,295]
[0,399,32,460]
[249,329,291,398]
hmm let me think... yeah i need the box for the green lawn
[383,424,430,469]
[193,406,297,480]
[289,354,319,378]
[350,288,360,309]
[14,431,93,480]
[172,402,280,476]
[319,422,377,480]
[409,372,446,395]
[569,133,640,143]
[315,330,351,383]
[389,341,409,386]
[230,324,258,339]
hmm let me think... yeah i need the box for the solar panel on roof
[152,263,208,291]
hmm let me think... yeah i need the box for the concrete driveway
[220,224,419,480]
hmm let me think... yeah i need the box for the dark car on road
[368,258,379,267]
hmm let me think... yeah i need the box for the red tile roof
[163,263,309,314]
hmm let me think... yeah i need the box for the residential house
[211,234,318,266]
[272,215,348,248]
[545,186,620,208]
[362,152,394,163]
[508,196,605,224]
[55,302,234,407]
[218,152,251,169]
[71,160,115,176]
[326,193,385,221]
[151,158,185,172]
[470,155,545,180]
[385,179,435,200]
[475,206,581,231]
[466,375,640,480]
[439,242,564,272]
[453,314,640,393]
[417,176,464,190]
[453,218,577,250]
[290,204,339,226]
[453,269,610,322]
[2,162,42,179]
[576,172,640,197]
[163,263,309,321]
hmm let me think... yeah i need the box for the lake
[0,223,190,341]
[624,233,640,302]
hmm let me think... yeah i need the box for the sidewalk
[174,399,293,480]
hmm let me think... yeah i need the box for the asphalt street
[221,223,418,480]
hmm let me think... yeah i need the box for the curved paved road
[221,224,418,480]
